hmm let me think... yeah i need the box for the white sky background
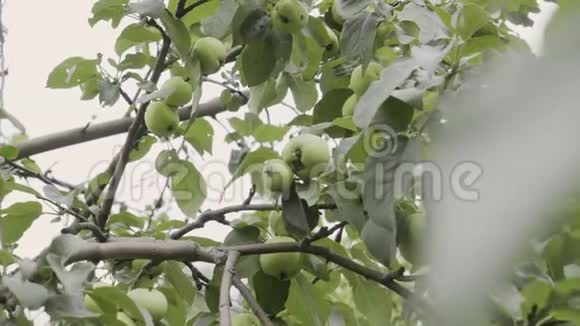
[3,0,558,269]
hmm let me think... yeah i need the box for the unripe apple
[398,212,426,266]
[161,76,193,107]
[127,288,168,320]
[145,101,180,138]
[232,313,260,326]
[323,29,340,59]
[117,312,137,326]
[272,0,308,34]
[259,236,302,279]
[282,134,330,179]
[342,93,358,117]
[349,62,383,96]
[330,0,346,26]
[262,159,294,194]
[193,37,227,75]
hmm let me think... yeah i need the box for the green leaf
[170,161,207,217]
[361,219,396,267]
[2,275,49,309]
[46,254,95,295]
[119,53,156,70]
[202,0,238,39]
[241,39,276,87]
[291,33,324,80]
[282,184,320,239]
[363,135,409,229]
[88,0,128,28]
[129,135,157,161]
[326,183,367,232]
[98,79,121,107]
[223,227,261,278]
[354,59,417,128]
[350,275,392,325]
[334,0,371,19]
[183,118,214,155]
[0,249,15,266]
[312,88,353,137]
[160,10,192,60]
[0,144,19,160]
[340,11,379,65]
[182,0,220,26]
[398,2,448,43]
[107,211,146,229]
[253,124,289,143]
[286,274,331,326]
[228,147,278,185]
[286,75,318,113]
[115,23,162,55]
[0,201,42,245]
[164,261,196,304]
[47,57,99,89]
[252,270,290,315]
[458,3,489,40]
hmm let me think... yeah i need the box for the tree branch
[96,37,173,227]
[232,276,273,326]
[170,203,336,239]
[219,251,240,326]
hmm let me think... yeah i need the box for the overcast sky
[3,0,557,261]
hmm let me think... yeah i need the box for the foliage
[0,0,573,325]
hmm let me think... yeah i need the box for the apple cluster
[145,37,227,139]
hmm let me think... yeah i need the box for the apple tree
[0,0,576,325]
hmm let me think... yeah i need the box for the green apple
[259,236,302,279]
[263,159,294,193]
[323,28,340,59]
[117,312,137,326]
[145,101,180,138]
[232,313,260,326]
[161,76,193,107]
[331,0,346,26]
[272,0,308,34]
[282,134,330,179]
[342,93,358,117]
[127,288,168,320]
[349,62,383,96]
[193,37,227,75]
[398,212,426,266]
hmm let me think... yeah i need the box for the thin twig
[232,276,273,326]
[180,0,210,18]
[61,222,109,242]
[184,261,210,290]
[170,203,336,239]
[219,251,240,326]
[97,36,172,228]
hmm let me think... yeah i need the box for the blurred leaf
[160,10,192,60]
[0,201,42,245]
[202,0,238,38]
[252,270,290,315]
[241,39,276,87]
[47,57,99,89]
[340,11,379,65]
[170,161,206,217]
[164,261,196,304]
[89,0,128,28]
[2,275,49,309]
[183,118,214,155]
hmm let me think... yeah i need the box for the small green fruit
[232,313,261,326]
[145,101,180,138]
[263,159,294,194]
[398,212,427,266]
[272,0,308,34]
[259,236,302,279]
[282,134,330,179]
[193,37,227,75]
[117,312,137,326]
[342,93,358,117]
[161,77,193,107]
[323,29,340,59]
[349,62,383,96]
[127,288,168,320]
